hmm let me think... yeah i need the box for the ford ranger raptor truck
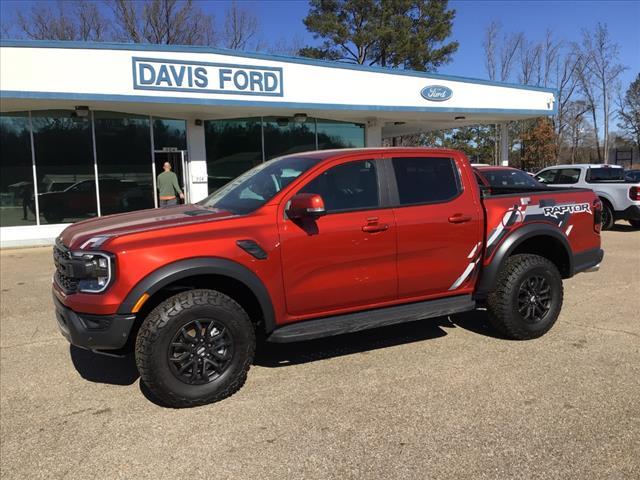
[52,148,604,407]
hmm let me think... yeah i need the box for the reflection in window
[263,117,316,160]
[205,118,263,192]
[301,160,379,212]
[316,119,365,149]
[94,112,154,214]
[0,113,35,227]
[392,157,460,205]
[31,110,96,224]
[153,118,187,150]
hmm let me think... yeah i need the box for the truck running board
[267,295,476,343]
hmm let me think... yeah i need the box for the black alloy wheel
[487,254,563,340]
[136,289,256,408]
[168,320,234,385]
[517,275,551,323]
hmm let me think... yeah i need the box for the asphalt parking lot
[1,227,639,480]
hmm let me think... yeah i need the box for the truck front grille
[53,239,78,294]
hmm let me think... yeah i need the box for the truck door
[278,157,397,317]
[386,153,483,298]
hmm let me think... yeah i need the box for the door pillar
[186,119,209,202]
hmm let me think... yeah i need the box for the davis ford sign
[420,85,453,102]
[132,57,283,97]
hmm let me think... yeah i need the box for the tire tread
[135,289,255,408]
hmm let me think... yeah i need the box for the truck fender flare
[118,257,276,333]
[475,223,573,298]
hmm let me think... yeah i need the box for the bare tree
[266,34,306,56]
[518,37,542,85]
[617,74,640,147]
[579,23,626,163]
[542,29,561,88]
[17,0,109,41]
[483,21,499,81]
[109,0,215,45]
[223,1,258,50]
[499,31,523,82]
[554,48,585,158]
[575,52,602,161]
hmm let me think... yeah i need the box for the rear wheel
[135,289,255,408]
[600,201,614,230]
[487,254,563,340]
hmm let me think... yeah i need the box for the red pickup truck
[53,148,603,407]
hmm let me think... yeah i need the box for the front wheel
[135,289,255,408]
[487,254,563,340]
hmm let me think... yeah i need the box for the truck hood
[60,204,236,250]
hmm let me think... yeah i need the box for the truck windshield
[198,155,319,214]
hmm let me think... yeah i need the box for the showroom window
[316,119,365,149]
[31,110,97,224]
[0,110,188,227]
[204,118,263,192]
[94,112,154,215]
[0,113,35,227]
[263,117,316,160]
[204,117,365,194]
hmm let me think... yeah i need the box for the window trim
[293,157,386,216]
[386,156,464,208]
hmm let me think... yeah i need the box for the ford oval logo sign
[421,85,453,102]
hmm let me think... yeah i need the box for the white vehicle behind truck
[535,164,640,229]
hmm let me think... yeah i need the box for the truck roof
[540,164,623,169]
[287,147,466,161]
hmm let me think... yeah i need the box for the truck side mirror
[287,193,326,219]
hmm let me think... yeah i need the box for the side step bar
[267,295,476,343]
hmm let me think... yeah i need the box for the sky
[1,0,638,89]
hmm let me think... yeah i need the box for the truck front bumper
[54,294,136,351]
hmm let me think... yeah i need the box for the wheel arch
[475,224,573,299]
[118,257,276,334]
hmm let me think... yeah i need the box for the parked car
[474,166,546,193]
[37,178,153,223]
[53,148,603,407]
[534,164,640,229]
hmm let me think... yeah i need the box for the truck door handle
[448,214,472,224]
[362,224,389,233]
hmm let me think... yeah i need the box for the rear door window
[536,168,580,184]
[391,157,461,205]
[555,168,581,184]
[535,169,558,184]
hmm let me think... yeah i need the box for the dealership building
[0,40,556,247]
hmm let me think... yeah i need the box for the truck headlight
[70,251,114,293]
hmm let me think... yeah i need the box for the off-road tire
[487,254,563,340]
[135,289,255,408]
[600,201,614,230]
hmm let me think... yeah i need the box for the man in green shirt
[157,162,184,207]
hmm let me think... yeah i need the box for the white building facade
[0,40,556,247]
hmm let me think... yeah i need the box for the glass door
[154,148,189,204]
